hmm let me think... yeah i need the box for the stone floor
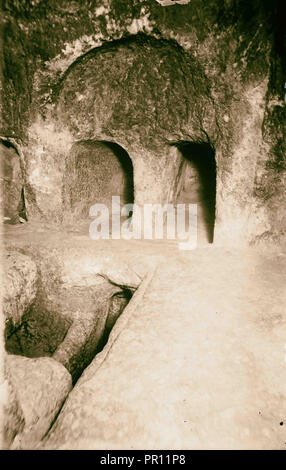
[2,221,286,449]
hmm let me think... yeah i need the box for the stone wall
[1,0,285,245]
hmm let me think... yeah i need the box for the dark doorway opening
[175,142,216,243]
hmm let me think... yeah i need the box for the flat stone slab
[41,248,286,450]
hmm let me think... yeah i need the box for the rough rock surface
[5,354,72,449]
[63,140,134,223]
[4,236,136,381]
[41,248,286,450]
[0,0,285,245]
[2,374,25,449]
[0,141,24,224]
[3,250,38,327]
[51,282,123,382]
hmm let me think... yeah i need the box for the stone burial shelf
[2,232,286,449]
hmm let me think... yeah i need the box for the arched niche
[63,140,134,223]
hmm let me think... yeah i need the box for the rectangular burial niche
[63,140,134,227]
[174,142,216,244]
[5,273,135,384]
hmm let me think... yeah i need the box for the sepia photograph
[0,0,285,455]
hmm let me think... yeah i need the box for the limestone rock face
[2,376,25,449]
[3,251,38,327]
[51,282,120,382]
[4,243,133,382]
[55,35,210,146]
[5,354,72,449]
[63,141,134,223]
[0,141,24,224]
[41,249,286,450]
[1,0,284,245]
